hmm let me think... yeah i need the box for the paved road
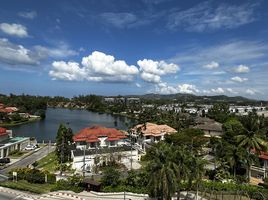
[0,146,55,175]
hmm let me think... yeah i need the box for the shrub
[8,168,56,184]
[50,179,83,193]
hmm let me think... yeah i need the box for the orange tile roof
[73,126,127,143]
[133,122,176,136]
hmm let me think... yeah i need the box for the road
[0,145,55,175]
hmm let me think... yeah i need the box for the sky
[0,0,268,100]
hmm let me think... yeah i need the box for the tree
[144,142,179,199]
[208,103,230,123]
[223,144,244,177]
[236,114,268,180]
[165,128,207,154]
[56,124,73,163]
[101,167,121,187]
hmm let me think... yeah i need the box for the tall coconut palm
[236,114,268,181]
[223,144,244,177]
[145,142,180,200]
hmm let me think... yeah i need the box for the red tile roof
[73,126,127,143]
[0,127,7,136]
[0,108,14,113]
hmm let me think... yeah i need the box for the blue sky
[0,0,268,100]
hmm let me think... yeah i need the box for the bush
[50,179,83,193]
[101,167,121,187]
[8,168,56,184]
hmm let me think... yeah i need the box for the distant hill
[123,93,267,105]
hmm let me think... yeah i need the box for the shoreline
[0,117,41,127]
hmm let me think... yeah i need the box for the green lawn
[0,180,54,194]
[35,151,58,172]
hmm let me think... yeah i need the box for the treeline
[0,94,47,118]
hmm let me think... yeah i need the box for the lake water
[10,108,134,142]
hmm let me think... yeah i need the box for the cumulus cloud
[246,89,256,95]
[154,82,199,94]
[211,87,225,94]
[49,51,139,82]
[167,2,257,32]
[203,61,219,69]
[0,23,28,37]
[49,61,86,81]
[178,84,199,94]
[231,76,248,83]
[0,38,38,66]
[226,88,238,94]
[138,59,179,83]
[233,65,250,73]
[18,11,37,19]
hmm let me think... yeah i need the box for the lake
[10,108,134,142]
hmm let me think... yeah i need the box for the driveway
[0,145,55,175]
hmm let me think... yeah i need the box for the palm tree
[236,113,268,181]
[223,144,244,177]
[145,142,180,200]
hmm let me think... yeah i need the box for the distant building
[71,126,138,172]
[0,127,30,158]
[131,122,177,150]
[193,117,223,138]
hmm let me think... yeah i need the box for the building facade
[0,127,30,158]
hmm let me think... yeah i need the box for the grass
[35,151,58,172]
[8,150,27,158]
[0,180,54,194]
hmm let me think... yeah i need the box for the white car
[24,144,36,151]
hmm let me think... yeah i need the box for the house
[71,126,139,173]
[0,127,30,158]
[131,122,177,150]
[250,151,268,181]
[193,117,223,138]
[73,126,128,149]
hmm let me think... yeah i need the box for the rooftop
[133,122,176,136]
[73,126,127,143]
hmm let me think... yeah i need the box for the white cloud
[0,23,28,38]
[0,38,38,66]
[211,87,225,94]
[231,76,248,83]
[203,61,219,69]
[140,72,161,83]
[233,65,250,73]
[246,89,256,95]
[49,61,86,81]
[154,82,198,94]
[168,2,256,32]
[138,59,179,83]
[136,83,141,88]
[49,51,139,82]
[178,84,199,94]
[18,11,37,19]
[226,88,238,94]
[34,43,78,58]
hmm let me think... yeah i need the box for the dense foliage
[55,124,74,163]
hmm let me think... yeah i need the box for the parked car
[24,144,36,151]
[0,157,10,163]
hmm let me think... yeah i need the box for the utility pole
[60,136,64,176]
[83,144,86,177]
